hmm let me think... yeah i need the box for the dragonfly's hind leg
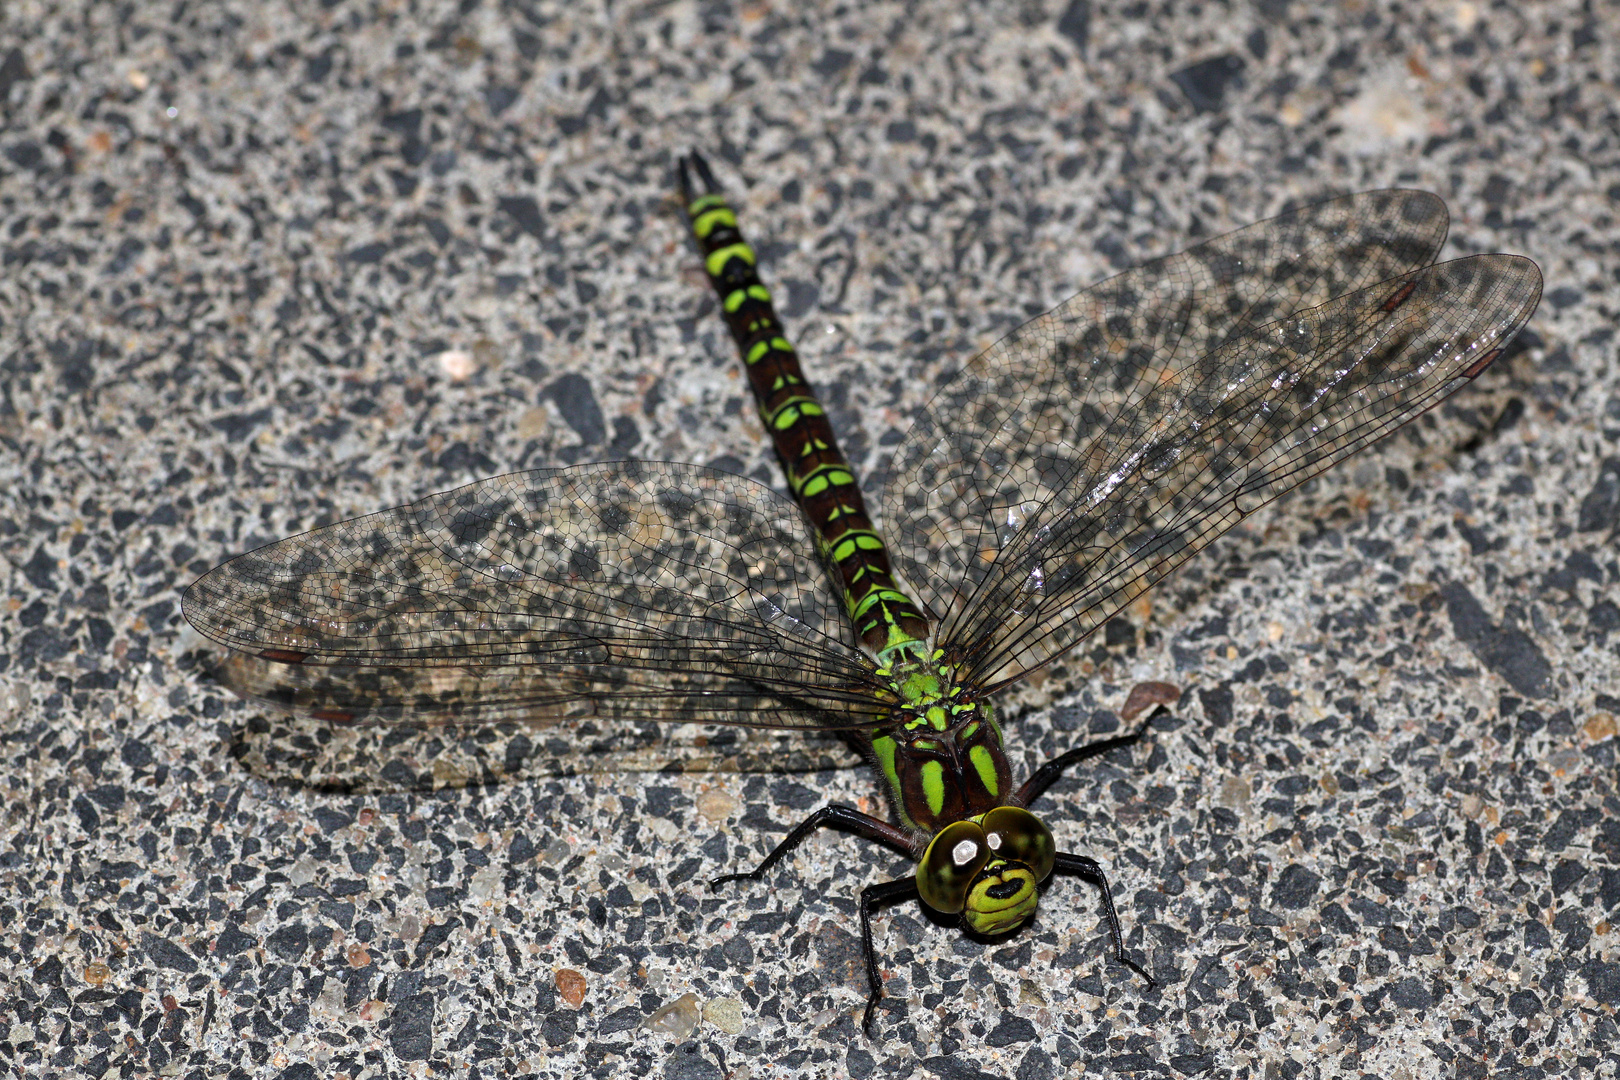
[709,804,915,889]
[1053,851,1157,989]
[1010,681,1178,808]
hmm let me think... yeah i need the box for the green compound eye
[917,820,990,914]
[980,806,1055,882]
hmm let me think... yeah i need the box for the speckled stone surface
[2,1,1617,1077]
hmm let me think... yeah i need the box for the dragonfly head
[916,806,1056,936]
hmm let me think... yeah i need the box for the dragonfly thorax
[869,656,1053,936]
[867,652,1012,837]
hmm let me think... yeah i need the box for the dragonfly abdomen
[681,159,930,660]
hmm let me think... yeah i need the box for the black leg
[710,804,914,890]
[1053,851,1156,988]
[1011,706,1160,808]
[859,877,917,1036]
[1011,684,1175,809]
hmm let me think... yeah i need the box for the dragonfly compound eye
[917,820,990,915]
[980,806,1056,882]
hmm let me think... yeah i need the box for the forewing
[183,461,887,730]
[876,208,1540,688]
[875,190,1451,631]
[957,254,1541,685]
[228,693,862,794]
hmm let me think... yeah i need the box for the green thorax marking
[867,650,1011,834]
[685,190,930,662]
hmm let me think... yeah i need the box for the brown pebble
[556,968,587,1007]
[1120,680,1181,723]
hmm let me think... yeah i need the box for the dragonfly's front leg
[1053,852,1157,988]
[711,804,917,1035]
[858,877,917,1035]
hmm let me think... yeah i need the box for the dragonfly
[182,153,1542,1035]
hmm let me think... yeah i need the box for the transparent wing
[227,700,862,795]
[874,192,1541,690]
[183,461,891,730]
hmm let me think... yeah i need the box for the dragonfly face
[917,806,1057,936]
